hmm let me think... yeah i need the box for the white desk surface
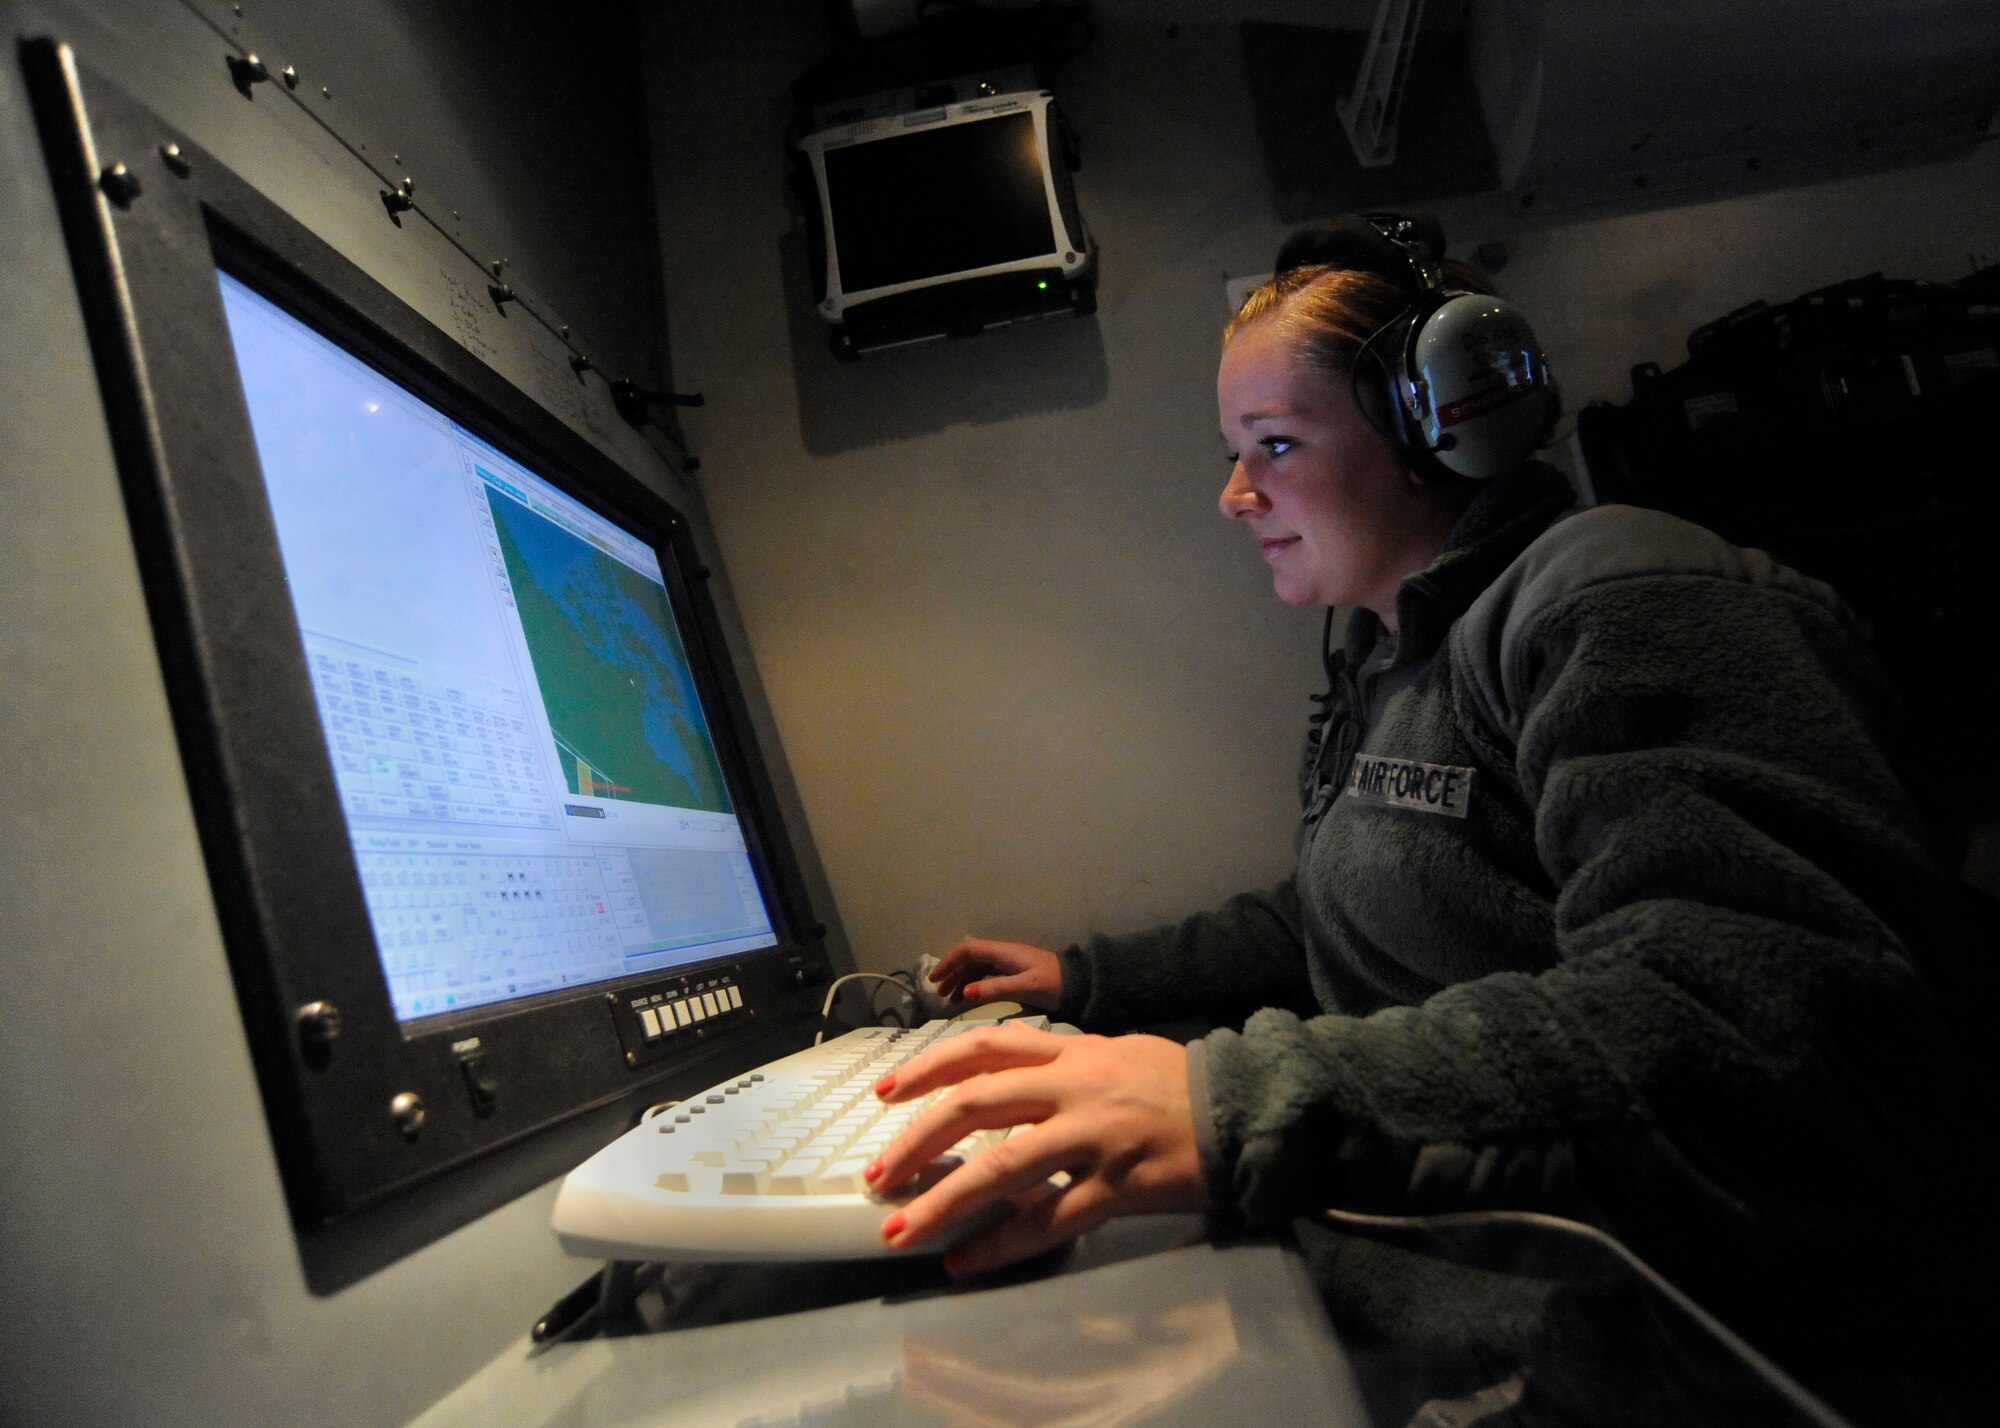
[412,1217,1370,1428]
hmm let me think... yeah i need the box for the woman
[865,243,1981,1419]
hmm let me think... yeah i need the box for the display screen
[217,272,778,1023]
[823,110,1057,293]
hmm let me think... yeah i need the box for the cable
[870,969,919,1023]
[1315,1207,1855,1428]
[815,972,916,1043]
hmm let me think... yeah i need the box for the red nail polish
[881,1212,905,1240]
[863,1158,882,1182]
[964,983,981,1000]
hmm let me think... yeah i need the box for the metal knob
[390,1091,427,1140]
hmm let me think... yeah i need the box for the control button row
[637,984,745,1041]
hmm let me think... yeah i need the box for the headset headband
[1282,212,1553,480]
[1357,211,1446,295]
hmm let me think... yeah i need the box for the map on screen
[485,486,733,814]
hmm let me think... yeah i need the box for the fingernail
[964,983,981,1000]
[863,1158,882,1182]
[881,1212,905,1241]
[873,1073,895,1097]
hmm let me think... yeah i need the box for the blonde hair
[1224,259,1492,374]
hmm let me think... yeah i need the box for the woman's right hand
[928,938,1062,1012]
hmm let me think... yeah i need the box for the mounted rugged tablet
[796,71,1097,359]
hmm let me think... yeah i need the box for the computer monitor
[797,83,1096,357]
[216,271,779,1023]
[27,43,832,1289]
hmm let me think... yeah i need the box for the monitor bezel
[799,89,1092,321]
[26,42,832,1290]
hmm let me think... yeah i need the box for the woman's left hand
[867,1024,1208,1274]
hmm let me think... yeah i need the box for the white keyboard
[553,1018,1060,1262]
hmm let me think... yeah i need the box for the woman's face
[1216,316,1460,625]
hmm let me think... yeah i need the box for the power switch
[459,1052,499,1115]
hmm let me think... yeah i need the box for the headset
[1277,212,1555,480]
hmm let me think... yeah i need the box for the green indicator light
[1037,279,1049,290]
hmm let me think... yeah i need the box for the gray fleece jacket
[1056,465,1984,1409]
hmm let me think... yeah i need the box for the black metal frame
[22,39,830,1291]
[798,87,1098,359]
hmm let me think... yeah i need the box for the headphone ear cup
[1365,344,1414,451]
[1393,293,1447,464]
[1407,293,1553,479]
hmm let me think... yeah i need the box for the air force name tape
[1345,754,1474,818]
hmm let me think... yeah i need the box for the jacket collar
[1346,463,1578,666]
